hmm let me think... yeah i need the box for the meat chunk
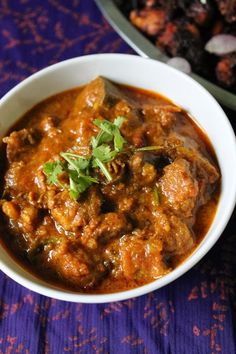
[173,146,220,184]
[156,20,206,74]
[39,116,61,137]
[163,215,194,255]
[129,152,157,186]
[50,188,102,232]
[166,146,220,207]
[115,234,169,280]
[82,212,132,249]
[143,105,179,130]
[2,200,20,220]
[2,199,39,233]
[120,112,146,147]
[159,158,199,217]
[71,77,130,116]
[151,208,193,256]
[144,0,158,7]
[177,0,214,26]
[215,0,236,23]
[50,192,83,231]
[130,8,168,36]
[100,182,135,215]
[3,128,39,162]
[216,54,236,89]
[4,161,30,194]
[107,155,126,183]
[70,77,144,146]
[117,196,135,213]
[48,241,106,288]
[20,205,39,232]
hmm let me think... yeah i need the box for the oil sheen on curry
[0,77,220,293]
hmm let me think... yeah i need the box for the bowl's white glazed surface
[0,54,235,303]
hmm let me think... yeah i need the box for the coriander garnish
[153,185,160,205]
[43,117,126,199]
[43,116,165,201]
[93,116,126,152]
[43,161,64,187]
[136,146,162,152]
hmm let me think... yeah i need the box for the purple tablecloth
[0,1,235,353]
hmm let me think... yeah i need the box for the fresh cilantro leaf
[70,158,90,171]
[93,157,112,182]
[114,130,126,152]
[76,176,94,192]
[69,175,93,200]
[92,144,117,163]
[135,146,162,152]
[60,152,90,173]
[90,136,98,149]
[94,118,126,152]
[91,130,113,149]
[114,116,125,128]
[94,119,116,136]
[44,116,126,199]
[68,168,98,200]
[69,176,80,200]
[43,161,64,185]
[43,161,55,176]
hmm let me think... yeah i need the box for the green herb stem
[153,185,160,205]
[60,152,88,159]
[44,117,126,199]
[94,158,112,182]
[136,146,162,152]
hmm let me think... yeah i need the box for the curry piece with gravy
[0,77,220,293]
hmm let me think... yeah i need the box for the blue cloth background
[0,1,235,353]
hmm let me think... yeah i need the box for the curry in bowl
[0,77,220,293]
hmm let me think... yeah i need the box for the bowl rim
[0,53,236,303]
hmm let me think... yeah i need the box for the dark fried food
[127,0,236,92]
[216,53,236,88]
[215,0,236,23]
[156,20,206,73]
[130,8,168,36]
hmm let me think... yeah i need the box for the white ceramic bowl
[0,54,236,303]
